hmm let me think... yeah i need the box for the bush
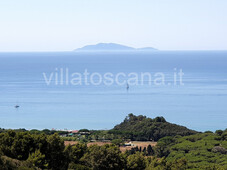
[81,144,126,170]
[27,150,48,169]
[127,152,146,170]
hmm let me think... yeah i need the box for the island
[74,43,157,51]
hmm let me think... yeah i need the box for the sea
[0,51,227,132]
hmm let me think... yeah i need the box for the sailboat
[126,83,129,91]
[15,105,20,108]
[15,100,20,108]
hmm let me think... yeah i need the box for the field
[119,141,157,152]
[64,141,157,152]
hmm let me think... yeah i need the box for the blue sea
[0,51,227,132]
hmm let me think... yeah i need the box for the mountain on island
[75,43,157,51]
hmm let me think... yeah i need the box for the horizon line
[0,49,227,53]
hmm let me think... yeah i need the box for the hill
[157,132,227,169]
[112,113,197,141]
[74,43,157,51]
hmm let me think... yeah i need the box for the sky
[0,0,226,52]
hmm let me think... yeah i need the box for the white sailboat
[126,83,129,91]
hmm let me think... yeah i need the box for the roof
[71,130,79,133]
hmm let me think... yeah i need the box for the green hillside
[113,113,197,141]
[154,131,227,169]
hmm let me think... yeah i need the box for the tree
[111,139,124,146]
[142,147,146,155]
[27,150,48,169]
[79,129,90,133]
[0,131,35,160]
[147,145,154,156]
[154,116,166,123]
[127,152,146,170]
[155,136,175,157]
[82,144,125,170]
[168,158,188,170]
[221,132,227,140]
[46,133,68,170]
[66,143,87,164]
[146,157,168,169]
[42,129,51,135]
[215,130,223,136]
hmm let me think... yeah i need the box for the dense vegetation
[112,113,197,141]
[0,114,226,169]
[0,130,226,169]
[163,131,227,169]
[53,114,198,142]
[0,131,68,169]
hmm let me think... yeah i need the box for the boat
[126,83,129,91]
[15,105,20,108]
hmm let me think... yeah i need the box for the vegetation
[164,132,227,169]
[112,113,197,141]
[0,114,226,169]
[8,114,196,142]
[0,131,68,169]
[81,144,126,170]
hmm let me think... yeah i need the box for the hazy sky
[0,0,226,51]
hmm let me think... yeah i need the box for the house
[71,130,79,134]
[124,142,135,147]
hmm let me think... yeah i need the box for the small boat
[15,105,20,108]
[126,83,129,91]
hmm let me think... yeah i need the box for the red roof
[71,130,79,133]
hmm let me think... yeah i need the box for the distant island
[74,43,157,51]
